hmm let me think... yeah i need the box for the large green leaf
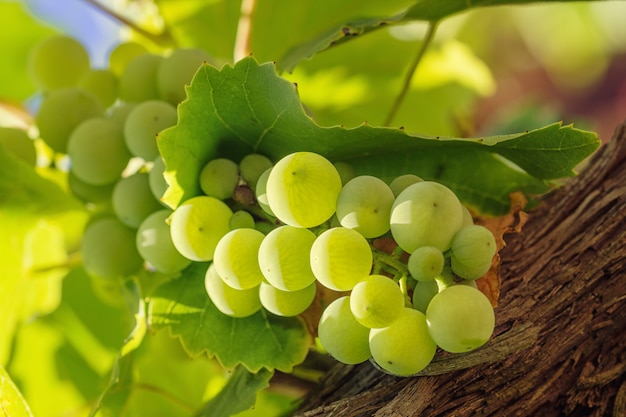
[158,57,599,215]
[149,262,310,373]
[0,365,33,417]
[278,0,606,72]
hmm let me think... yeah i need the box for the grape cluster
[168,150,498,377]
[25,35,212,279]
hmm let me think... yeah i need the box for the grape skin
[426,285,495,353]
[112,172,163,228]
[213,228,266,290]
[388,174,423,197]
[169,196,233,262]
[350,275,404,329]
[136,210,191,274]
[259,281,316,317]
[369,307,437,376]
[118,53,164,102]
[310,227,373,292]
[266,152,341,228]
[258,225,317,291]
[123,100,177,161]
[157,48,212,104]
[336,175,395,238]
[407,246,445,282]
[78,69,119,109]
[450,225,497,280]
[28,35,90,91]
[204,264,261,318]
[318,296,371,365]
[199,158,239,200]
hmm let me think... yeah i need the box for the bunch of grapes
[166,150,498,377]
[23,35,213,279]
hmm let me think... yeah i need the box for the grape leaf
[198,366,273,417]
[278,0,607,72]
[149,262,310,373]
[0,365,34,417]
[158,57,599,215]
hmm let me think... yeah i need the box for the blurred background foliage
[0,0,624,416]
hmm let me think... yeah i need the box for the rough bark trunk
[295,121,626,417]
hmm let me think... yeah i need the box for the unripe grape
[81,217,143,279]
[258,225,317,291]
[118,53,163,102]
[412,279,439,313]
[157,48,212,104]
[266,152,341,228]
[112,172,163,228]
[149,155,168,203]
[350,275,404,328]
[426,285,495,353]
[318,296,371,365]
[68,170,115,203]
[213,228,265,290]
[0,128,36,166]
[169,196,233,262]
[239,153,272,190]
[28,35,90,90]
[336,175,394,238]
[136,210,191,274]
[124,100,176,161]
[78,69,118,108]
[259,281,316,317]
[36,87,103,153]
[310,227,373,292]
[199,158,239,200]
[255,167,274,216]
[369,307,437,376]
[108,42,148,76]
[390,181,464,253]
[407,246,445,282]
[67,117,131,185]
[450,225,497,280]
[229,210,255,230]
[205,264,261,318]
[389,174,423,197]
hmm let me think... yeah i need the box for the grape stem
[234,0,258,62]
[383,20,440,126]
[80,0,175,46]
[372,248,410,278]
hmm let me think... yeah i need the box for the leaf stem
[80,0,174,46]
[383,20,440,127]
[234,0,258,62]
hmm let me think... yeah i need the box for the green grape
[462,205,474,226]
[149,155,168,204]
[68,170,115,203]
[333,161,355,185]
[255,167,274,216]
[389,174,423,197]
[266,151,341,228]
[169,196,233,262]
[108,41,148,76]
[199,158,239,200]
[112,172,162,228]
[107,102,137,126]
[336,175,394,238]
[229,210,255,230]
[118,53,163,102]
[213,228,265,290]
[408,246,445,282]
[369,307,437,376]
[78,69,118,108]
[123,100,176,161]
[259,281,316,317]
[258,225,317,291]
[426,285,495,353]
[350,275,404,329]
[36,87,103,153]
[390,181,464,253]
[28,35,90,90]
[412,279,439,313]
[67,117,131,185]
[450,225,497,280]
[157,47,212,104]
[81,217,143,279]
[0,128,36,166]
[239,153,272,190]
[136,209,192,274]
[310,227,372,291]
[204,264,261,318]
[318,296,371,365]
[435,267,477,292]
[254,221,275,235]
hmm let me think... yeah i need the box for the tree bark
[295,121,626,417]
